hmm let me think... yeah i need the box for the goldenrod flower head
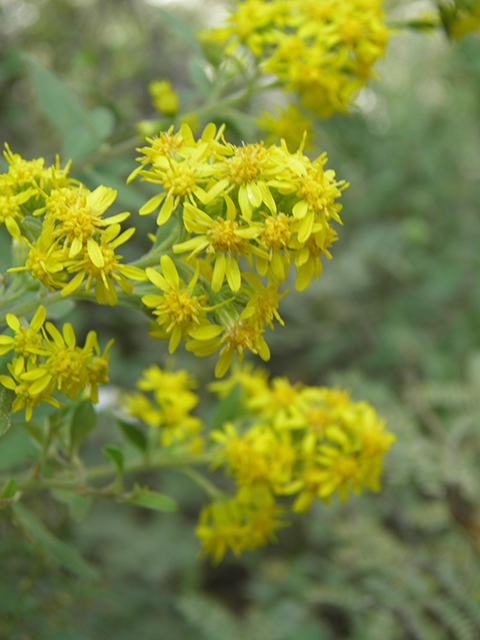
[143,256,210,353]
[211,421,295,489]
[45,185,128,259]
[0,356,61,421]
[149,79,179,115]
[61,224,146,305]
[123,364,204,448]
[240,272,286,329]
[0,312,111,420]
[208,361,270,400]
[8,222,67,290]
[196,485,285,563]
[0,190,35,238]
[0,306,47,360]
[2,144,71,206]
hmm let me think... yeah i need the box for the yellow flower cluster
[123,364,204,452]
[148,79,179,116]
[0,306,111,420]
[202,0,389,117]
[1,145,146,305]
[0,144,70,238]
[196,363,395,561]
[131,123,347,375]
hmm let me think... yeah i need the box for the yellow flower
[129,123,224,226]
[0,306,47,360]
[255,211,294,282]
[292,226,338,291]
[0,189,35,238]
[149,79,179,115]
[211,421,295,490]
[44,185,129,259]
[61,224,146,305]
[0,356,61,421]
[203,0,389,116]
[8,221,67,290]
[124,391,162,427]
[240,272,286,329]
[208,361,269,400]
[143,256,210,353]
[174,201,260,292]
[3,144,46,190]
[136,364,199,408]
[187,319,270,378]
[125,365,204,449]
[214,142,281,220]
[196,485,285,563]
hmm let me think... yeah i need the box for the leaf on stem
[127,484,177,512]
[12,503,100,582]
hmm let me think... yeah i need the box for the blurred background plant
[2,0,480,639]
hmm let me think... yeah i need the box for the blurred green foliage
[2,1,480,639]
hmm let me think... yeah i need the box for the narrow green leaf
[25,55,106,160]
[0,477,18,499]
[117,419,148,452]
[21,421,44,448]
[13,503,100,582]
[128,485,177,512]
[0,428,37,471]
[43,298,75,321]
[188,58,213,97]
[211,382,242,431]
[52,489,91,522]
[102,444,124,474]
[70,399,96,452]
[0,353,14,437]
[90,106,115,140]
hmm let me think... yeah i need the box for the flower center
[261,213,291,250]
[163,162,196,196]
[207,219,247,253]
[226,143,269,184]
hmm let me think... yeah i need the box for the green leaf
[43,297,75,321]
[0,353,14,437]
[21,421,44,448]
[90,106,115,140]
[188,58,213,97]
[128,485,177,512]
[102,444,124,474]
[0,477,18,500]
[211,382,242,431]
[52,489,91,522]
[70,399,96,452]
[18,216,43,243]
[117,419,148,452]
[13,503,100,582]
[25,55,113,161]
[0,428,37,471]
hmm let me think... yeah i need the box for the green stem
[179,77,281,124]
[14,451,214,493]
[0,289,74,326]
[179,466,226,501]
